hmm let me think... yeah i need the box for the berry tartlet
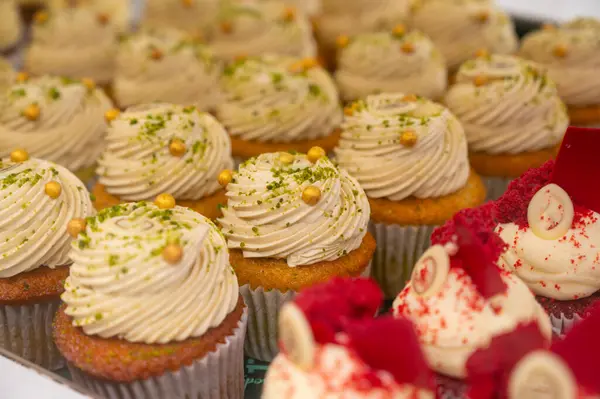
[263,277,435,399]
[496,126,600,335]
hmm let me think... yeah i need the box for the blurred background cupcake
[335,24,447,103]
[142,0,219,38]
[54,201,246,399]
[445,53,568,200]
[208,0,316,62]
[0,153,94,370]
[24,7,119,87]
[0,75,113,183]
[520,17,600,127]
[47,0,132,34]
[0,0,23,55]
[334,93,485,298]
[218,151,375,361]
[113,28,222,110]
[215,55,342,165]
[14,0,46,23]
[410,0,518,73]
[94,103,232,220]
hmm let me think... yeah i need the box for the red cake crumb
[431,202,498,246]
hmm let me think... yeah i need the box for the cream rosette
[0,157,94,278]
[219,152,369,266]
[0,57,15,91]
[61,202,239,343]
[0,76,113,172]
[25,7,118,84]
[520,18,600,107]
[334,93,470,201]
[445,54,568,154]
[48,0,131,34]
[410,0,518,70]
[143,0,219,36]
[114,29,223,110]
[335,28,447,101]
[97,103,233,201]
[210,0,316,61]
[216,55,342,143]
[0,0,23,52]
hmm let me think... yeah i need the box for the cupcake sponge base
[469,145,560,180]
[568,104,600,126]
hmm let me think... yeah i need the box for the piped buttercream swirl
[142,0,219,36]
[0,58,15,91]
[48,0,131,33]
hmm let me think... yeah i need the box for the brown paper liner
[469,145,560,180]
[568,103,600,126]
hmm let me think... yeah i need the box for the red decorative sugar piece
[346,316,434,390]
[551,126,600,215]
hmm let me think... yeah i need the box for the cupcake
[392,206,552,395]
[218,151,375,361]
[24,7,119,86]
[47,0,132,34]
[216,55,342,164]
[495,126,600,336]
[0,153,94,370]
[142,0,219,37]
[15,0,46,23]
[93,103,232,220]
[335,25,447,102]
[263,277,435,399]
[113,28,222,110]
[53,201,246,398]
[445,53,569,200]
[410,0,518,72]
[0,57,15,90]
[334,93,486,298]
[0,0,23,54]
[520,18,600,127]
[0,75,113,183]
[209,0,317,62]
[280,0,320,17]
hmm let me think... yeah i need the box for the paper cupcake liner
[240,285,296,362]
[368,222,437,299]
[0,299,64,370]
[69,308,248,399]
[549,312,583,337]
[482,175,512,201]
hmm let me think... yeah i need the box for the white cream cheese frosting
[219,152,369,266]
[113,28,223,110]
[0,57,15,91]
[142,0,219,36]
[0,158,94,278]
[0,0,23,52]
[25,7,118,84]
[97,103,233,201]
[48,0,131,34]
[0,76,113,172]
[334,93,470,201]
[445,54,568,155]
[61,202,239,344]
[520,18,600,107]
[216,55,342,143]
[410,0,518,70]
[335,29,447,102]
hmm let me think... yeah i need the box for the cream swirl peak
[219,152,369,266]
[520,18,600,106]
[114,29,223,110]
[0,76,113,172]
[0,157,94,278]
[48,0,131,33]
[334,93,470,201]
[410,0,518,70]
[217,55,342,143]
[97,103,233,201]
[210,0,316,61]
[61,202,239,344]
[335,28,447,101]
[25,7,118,84]
[445,54,568,155]
[143,0,219,35]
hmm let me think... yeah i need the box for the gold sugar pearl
[392,24,406,37]
[97,13,109,25]
[220,21,233,34]
[336,35,350,49]
[302,186,321,206]
[344,103,358,116]
[16,72,29,83]
[105,108,120,122]
[169,139,186,157]
[155,193,176,209]
[67,218,87,238]
[82,78,96,91]
[45,181,62,199]
[218,169,233,187]
[182,0,193,7]
[34,11,48,24]
[23,104,40,121]
[234,54,247,62]
[553,44,568,58]
[150,48,163,60]
[401,42,415,54]
[302,57,318,70]
[474,11,489,23]
[279,152,295,165]
[475,48,489,58]
[474,75,488,87]
[282,6,296,22]
[400,130,418,147]
[10,149,29,163]
[162,244,183,264]
[307,146,326,163]
[402,94,418,102]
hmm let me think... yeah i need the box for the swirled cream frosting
[25,7,118,84]
[334,93,470,201]
[520,18,600,107]
[97,103,233,201]
[209,0,316,61]
[143,0,219,36]
[316,0,410,49]
[48,0,131,33]
[0,58,15,91]
[114,29,223,110]
[61,202,239,344]
[0,0,23,52]
[335,29,447,102]
[0,158,94,278]
[410,0,518,70]
[216,55,342,143]
[0,76,113,172]
[445,54,568,155]
[219,152,369,266]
